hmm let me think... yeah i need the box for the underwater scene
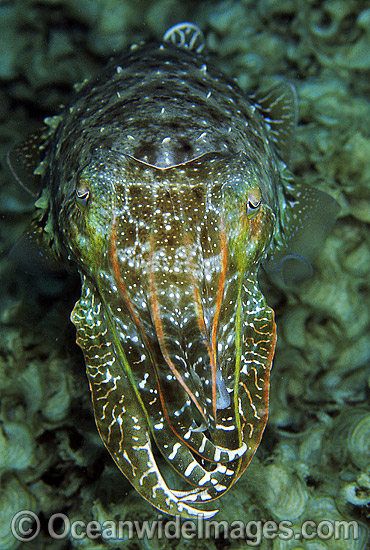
[0,0,370,548]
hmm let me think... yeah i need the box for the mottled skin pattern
[29,35,284,518]
[39,41,282,252]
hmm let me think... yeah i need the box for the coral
[0,474,37,550]
[0,421,35,471]
[1,0,369,548]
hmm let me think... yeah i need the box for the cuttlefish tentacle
[108,221,248,464]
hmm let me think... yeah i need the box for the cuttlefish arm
[171,274,276,506]
[72,276,221,518]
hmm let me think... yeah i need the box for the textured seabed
[0,0,369,549]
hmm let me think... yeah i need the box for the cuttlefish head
[62,150,277,517]
[64,149,275,439]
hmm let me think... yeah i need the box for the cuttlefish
[8,23,339,518]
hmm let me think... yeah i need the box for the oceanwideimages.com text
[11,510,361,546]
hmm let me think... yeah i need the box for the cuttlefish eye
[246,188,262,219]
[75,181,90,211]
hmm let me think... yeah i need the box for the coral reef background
[0,0,369,548]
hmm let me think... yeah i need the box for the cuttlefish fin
[6,129,47,198]
[264,185,340,287]
[7,113,61,197]
[8,217,64,275]
[163,22,205,54]
[251,81,298,164]
[7,122,66,274]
